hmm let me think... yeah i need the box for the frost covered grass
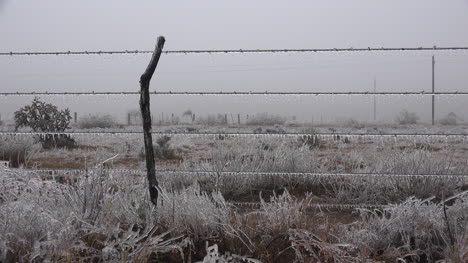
[339,195,468,262]
[1,167,467,262]
[2,124,468,261]
[0,136,38,168]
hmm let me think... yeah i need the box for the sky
[1,0,468,124]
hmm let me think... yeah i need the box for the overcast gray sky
[1,0,468,123]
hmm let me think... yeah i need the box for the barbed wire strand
[18,168,468,179]
[1,46,468,56]
[229,202,386,210]
[1,131,466,138]
[1,91,467,96]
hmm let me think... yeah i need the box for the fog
[1,0,468,124]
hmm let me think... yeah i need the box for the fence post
[127,113,131,126]
[238,113,240,125]
[139,36,165,207]
[74,112,77,123]
[432,55,435,125]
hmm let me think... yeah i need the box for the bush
[396,110,419,125]
[78,114,118,129]
[246,113,286,126]
[139,136,179,160]
[14,97,75,149]
[440,112,461,125]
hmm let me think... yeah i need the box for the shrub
[78,114,118,129]
[440,112,461,125]
[139,136,179,160]
[396,110,419,125]
[14,97,75,149]
[246,113,286,126]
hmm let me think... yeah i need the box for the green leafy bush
[14,97,75,149]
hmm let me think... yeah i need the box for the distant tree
[14,97,75,149]
[182,109,193,117]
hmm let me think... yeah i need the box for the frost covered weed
[0,169,228,262]
[157,184,230,241]
[327,150,467,204]
[0,136,37,168]
[184,138,318,199]
[288,229,361,263]
[339,195,468,262]
[223,190,314,261]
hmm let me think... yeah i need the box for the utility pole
[373,77,377,123]
[432,55,435,125]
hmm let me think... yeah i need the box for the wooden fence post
[140,36,165,207]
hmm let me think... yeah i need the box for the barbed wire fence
[1,44,468,210]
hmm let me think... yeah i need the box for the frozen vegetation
[0,122,467,262]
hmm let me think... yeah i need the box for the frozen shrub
[339,195,468,262]
[78,113,118,129]
[139,136,179,160]
[0,169,224,262]
[439,112,461,125]
[396,109,419,125]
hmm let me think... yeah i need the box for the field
[1,121,467,262]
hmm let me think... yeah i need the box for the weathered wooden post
[140,36,165,207]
